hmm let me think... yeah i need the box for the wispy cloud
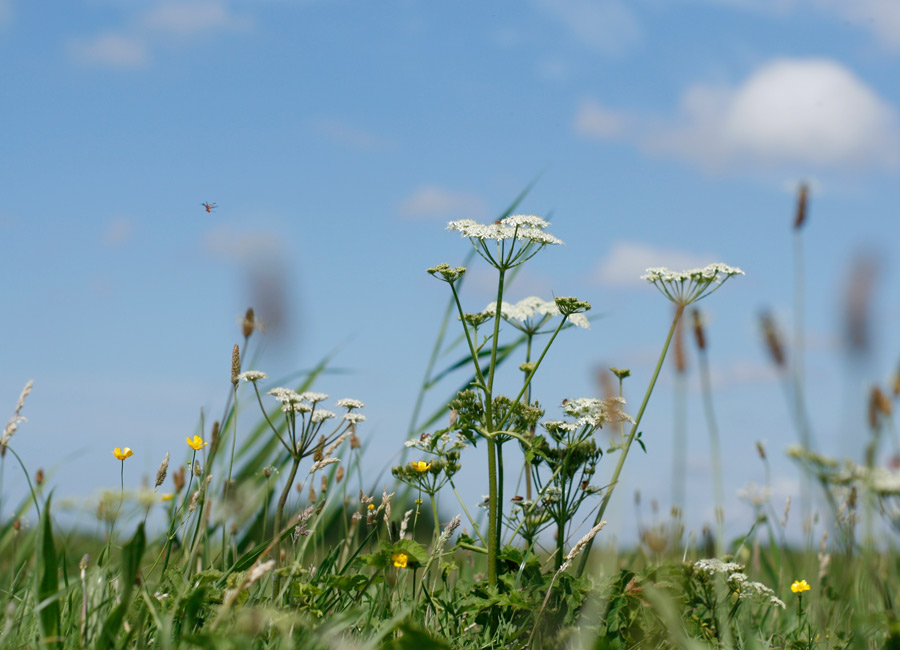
[593,241,718,287]
[820,0,900,51]
[312,118,394,151]
[69,0,250,68]
[532,0,641,53]
[140,1,248,36]
[69,32,149,68]
[573,100,631,140]
[397,186,489,220]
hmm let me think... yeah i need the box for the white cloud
[69,32,149,68]
[532,0,641,53]
[397,186,489,220]
[312,118,394,151]
[141,1,249,37]
[573,100,630,140]
[593,241,718,287]
[69,1,249,68]
[821,0,900,51]
[648,58,899,171]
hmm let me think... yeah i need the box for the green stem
[697,342,725,556]
[4,446,40,516]
[273,455,301,596]
[576,304,685,576]
[483,266,506,586]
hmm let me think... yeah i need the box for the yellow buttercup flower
[160,493,175,502]
[411,460,431,472]
[392,552,408,568]
[112,447,134,461]
[367,503,375,511]
[186,435,209,451]
[791,580,811,594]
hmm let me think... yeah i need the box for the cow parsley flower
[483,296,590,331]
[237,371,267,382]
[446,214,562,269]
[642,263,744,306]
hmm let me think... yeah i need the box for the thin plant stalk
[694,312,725,556]
[577,304,684,576]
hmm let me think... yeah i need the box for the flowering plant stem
[576,304,685,577]
[483,268,505,586]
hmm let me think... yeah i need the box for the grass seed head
[231,344,241,385]
[794,182,809,230]
[155,452,170,489]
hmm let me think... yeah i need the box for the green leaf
[97,523,146,650]
[35,493,60,648]
[380,621,453,650]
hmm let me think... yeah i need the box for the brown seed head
[35,468,44,486]
[211,421,220,448]
[155,452,170,489]
[231,344,241,385]
[172,466,186,492]
[309,485,317,503]
[314,435,325,462]
[673,309,687,374]
[321,475,329,493]
[242,307,256,339]
[756,441,767,460]
[794,182,809,230]
[691,308,706,351]
[760,311,786,368]
[336,466,344,484]
[868,386,892,429]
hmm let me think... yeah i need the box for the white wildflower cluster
[727,572,786,609]
[693,558,744,576]
[237,370,267,382]
[447,215,563,245]
[641,263,744,306]
[268,388,345,414]
[693,558,785,609]
[337,398,365,410]
[483,296,590,330]
[561,397,633,429]
[404,432,467,454]
[737,482,772,507]
[310,409,336,423]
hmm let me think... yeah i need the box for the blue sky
[2,0,900,544]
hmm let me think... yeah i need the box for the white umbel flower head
[237,371,267,382]
[446,214,562,270]
[337,398,365,410]
[483,297,590,330]
[310,409,336,423]
[300,392,329,404]
[642,263,744,306]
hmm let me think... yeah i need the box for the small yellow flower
[392,552,408,568]
[186,435,209,451]
[791,579,811,594]
[112,447,134,461]
[411,460,431,472]
[367,503,375,511]
[160,493,175,502]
